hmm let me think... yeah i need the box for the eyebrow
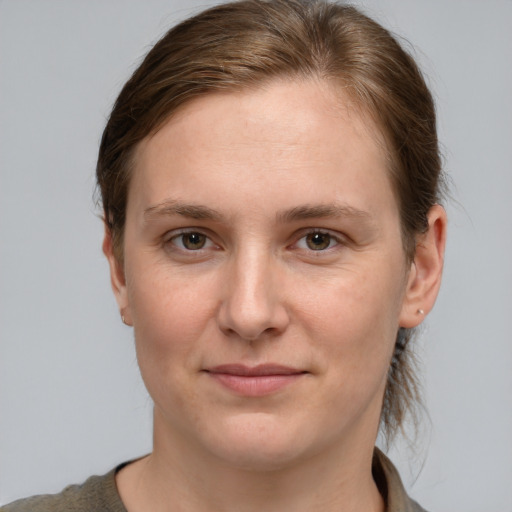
[276,203,373,224]
[144,200,224,222]
[144,199,373,225]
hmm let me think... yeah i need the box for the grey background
[1,1,511,510]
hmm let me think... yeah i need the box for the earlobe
[102,224,132,326]
[399,204,447,328]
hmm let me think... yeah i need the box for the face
[107,79,420,470]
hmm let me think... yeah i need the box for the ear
[399,204,447,328]
[102,224,132,326]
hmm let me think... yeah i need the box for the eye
[295,231,340,251]
[169,231,213,251]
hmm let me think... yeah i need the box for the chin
[213,443,305,473]
[201,412,316,472]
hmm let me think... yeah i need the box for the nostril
[217,298,290,342]
[216,257,290,341]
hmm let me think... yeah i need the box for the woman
[3,1,446,511]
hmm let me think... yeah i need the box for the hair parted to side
[96,0,444,442]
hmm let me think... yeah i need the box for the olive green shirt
[1,450,427,512]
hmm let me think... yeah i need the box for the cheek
[293,258,404,377]
[296,272,402,432]
[127,265,217,379]
[127,274,218,425]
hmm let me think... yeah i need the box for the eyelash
[165,229,216,252]
[293,230,343,252]
[163,228,345,254]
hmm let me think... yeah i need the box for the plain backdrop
[1,1,511,510]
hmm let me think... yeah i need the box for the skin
[104,78,446,512]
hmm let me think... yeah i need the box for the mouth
[204,364,307,396]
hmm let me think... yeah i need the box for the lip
[205,364,307,397]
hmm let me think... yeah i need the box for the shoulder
[1,468,126,512]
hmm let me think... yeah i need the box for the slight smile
[204,365,308,397]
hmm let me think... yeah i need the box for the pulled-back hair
[97,0,444,441]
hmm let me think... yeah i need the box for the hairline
[111,73,409,262]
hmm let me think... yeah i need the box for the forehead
[150,78,386,154]
[130,78,396,218]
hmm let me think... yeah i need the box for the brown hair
[96,0,444,441]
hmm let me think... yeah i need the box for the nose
[217,249,290,342]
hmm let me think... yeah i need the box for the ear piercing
[121,309,129,325]
[417,309,425,315]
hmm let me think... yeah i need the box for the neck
[117,415,385,512]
